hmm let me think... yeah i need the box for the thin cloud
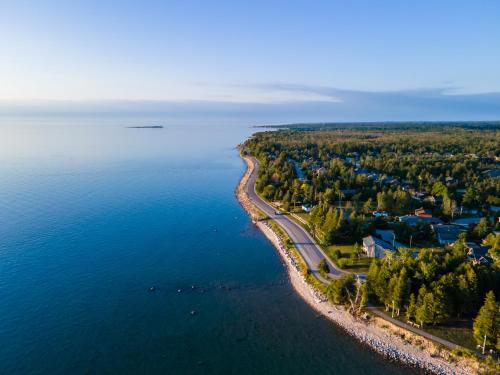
[1,85,499,125]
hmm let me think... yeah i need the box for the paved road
[245,156,467,351]
[245,156,343,280]
[244,156,469,351]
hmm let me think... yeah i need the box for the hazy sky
[1,1,499,122]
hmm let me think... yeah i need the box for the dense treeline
[245,128,499,205]
[244,124,500,352]
[261,121,500,131]
[367,238,499,321]
[244,125,500,246]
[366,236,500,349]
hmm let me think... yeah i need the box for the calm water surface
[0,121,414,374]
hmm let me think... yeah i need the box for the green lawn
[292,211,311,223]
[273,206,374,273]
[392,315,476,350]
[425,321,475,350]
[326,244,356,254]
[324,244,374,273]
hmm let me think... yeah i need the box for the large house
[362,236,394,258]
[451,217,482,228]
[431,224,464,245]
[398,215,443,227]
[375,229,405,249]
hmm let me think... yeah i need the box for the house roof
[375,230,406,249]
[451,217,482,226]
[466,242,489,260]
[399,215,443,226]
[363,235,394,250]
[483,170,500,178]
[432,224,463,241]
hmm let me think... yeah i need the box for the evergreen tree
[473,291,499,351]
[473,218,489,239]
[392,268,410,316]
[326,274,356,305]
[406,293,417,321]
[415,291,434,327]
[431,181,447,197]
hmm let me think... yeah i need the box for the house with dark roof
[375,229,405,249]
[431,224,464,245]
[398,215,443,227]
[362,236,394,258]
[466,242,490,265]
[482,170,500,178]
[451,217,482,228]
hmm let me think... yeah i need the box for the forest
[243,123,500,352]
[244,124,499,245]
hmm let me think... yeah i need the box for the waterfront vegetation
[243,122,500,360]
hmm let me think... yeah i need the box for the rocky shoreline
[236,154,479,375]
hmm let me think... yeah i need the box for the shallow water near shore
[0,120,416,374]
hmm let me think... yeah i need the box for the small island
[127,125,164,129]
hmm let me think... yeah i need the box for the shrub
[326,274,356,304]
[337,258,351,269]
[332,249,342,259]
[318,259,330,274]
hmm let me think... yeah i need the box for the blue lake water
[0,121,413,374]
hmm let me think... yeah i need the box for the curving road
[245,156,343,281]
[244,156,466,351]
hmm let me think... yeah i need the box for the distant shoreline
[254,120,500,130]
[127,126,164,129]
[236,151,478,375]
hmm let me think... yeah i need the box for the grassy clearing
[290,209,311,222]
[392,314,476,351]
[324,244,374,273]
[425,322,475,351]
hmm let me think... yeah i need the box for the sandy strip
[236,154,479,375]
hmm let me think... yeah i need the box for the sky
[1,0,500,123]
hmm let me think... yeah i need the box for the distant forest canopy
[257,121,500,131]
[243,123,500,351]
[243,124,499,245]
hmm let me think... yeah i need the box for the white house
[362,236,394,258]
